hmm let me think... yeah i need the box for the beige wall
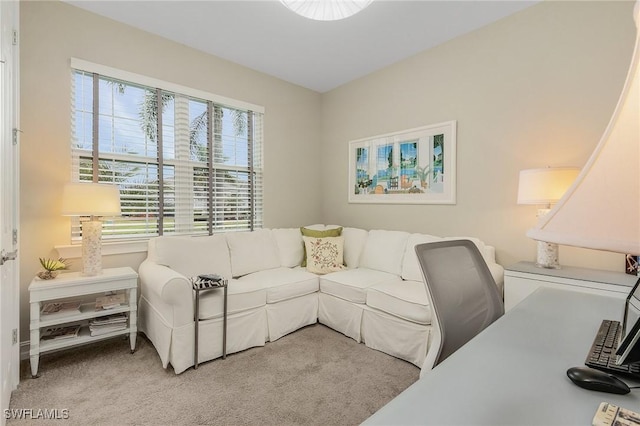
[19,1,322,339]
[320,0,636,271]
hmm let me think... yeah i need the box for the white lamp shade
[527,1,640,256]
[517,168,580,205]
[61,182,121,217]
[280,0,373,21]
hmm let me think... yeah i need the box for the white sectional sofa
[138,225,503,374]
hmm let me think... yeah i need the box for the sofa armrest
[138,259,193,327]
[484,245,497,264]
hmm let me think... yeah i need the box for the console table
[364,288,640,425]
[504,261,637,311]
[29,267,138,377]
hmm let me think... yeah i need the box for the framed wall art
[348,120,456,204]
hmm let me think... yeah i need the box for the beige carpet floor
[9,324,419,425]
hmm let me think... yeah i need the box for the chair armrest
[138,260,193,327]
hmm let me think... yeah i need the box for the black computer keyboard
[585,319,640,379]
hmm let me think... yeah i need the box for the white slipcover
[320,268,401,304]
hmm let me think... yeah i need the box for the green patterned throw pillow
[300,226,343,267]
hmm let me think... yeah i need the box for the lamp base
[82,220,102,276]
[536,241,560,269]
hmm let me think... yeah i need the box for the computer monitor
[615,277,640,365]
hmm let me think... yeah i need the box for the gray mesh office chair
[417,240,504,372]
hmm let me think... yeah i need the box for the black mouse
[567,366,630,394]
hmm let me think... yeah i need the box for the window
[70,60,264,242]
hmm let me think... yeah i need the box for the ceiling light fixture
[280,0,373,21]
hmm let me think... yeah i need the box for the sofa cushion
[366,280,432,325]
[198,278,267,320]
[341,227,368,269]
[303,236,346,275]
[320,268,402,304]
[272,228,304,268]
[401,233,443,281]
[238,267,319,303]
[442,236,491,264]
[359,230,410,276]
[300,226,343,266]
[152,234,232,279]
[226,229,281,277]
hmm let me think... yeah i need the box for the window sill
[55,240,148,259]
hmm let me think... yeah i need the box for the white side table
[504,261,638,311]
[29,267,138,377]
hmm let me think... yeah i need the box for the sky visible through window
[73,72,250,172]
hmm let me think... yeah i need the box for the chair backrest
[416,239,504,370]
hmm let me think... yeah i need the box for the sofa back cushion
[341,227,368,269]
[442,236,492,264]
[272,228,304,268]
[359,230,410,276]
[401,233,442,281]
[226,229,281,277]
[151,234,232,279]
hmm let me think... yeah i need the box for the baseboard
[19,340,29,360]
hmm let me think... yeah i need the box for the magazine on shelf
[89,313,127,337]
[89,325,127,337]
[95,293,125,311]
[41,300,81,315]
[90,313,127,326]
[41,324,81,341]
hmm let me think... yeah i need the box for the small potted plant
[415,165,431,189]
[37,258,70,280]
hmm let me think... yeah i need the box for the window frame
[68,59,264,244]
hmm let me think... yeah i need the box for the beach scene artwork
[349,121,456,204]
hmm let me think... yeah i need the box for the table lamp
[528,2,640,273]
[517,167,579,269]
[61,182,121,276]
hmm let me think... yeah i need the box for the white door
[0,0,20,422]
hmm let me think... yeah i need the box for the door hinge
[12,30,17,46]
[12,229,17,245]
[12,128,21,145]
[12,329,17,345]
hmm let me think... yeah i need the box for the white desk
[365,288,640,425]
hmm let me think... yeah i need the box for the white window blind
[70,67,264,242]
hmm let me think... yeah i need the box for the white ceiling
[66,0,539,93]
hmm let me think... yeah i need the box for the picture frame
[348,120,457,204]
